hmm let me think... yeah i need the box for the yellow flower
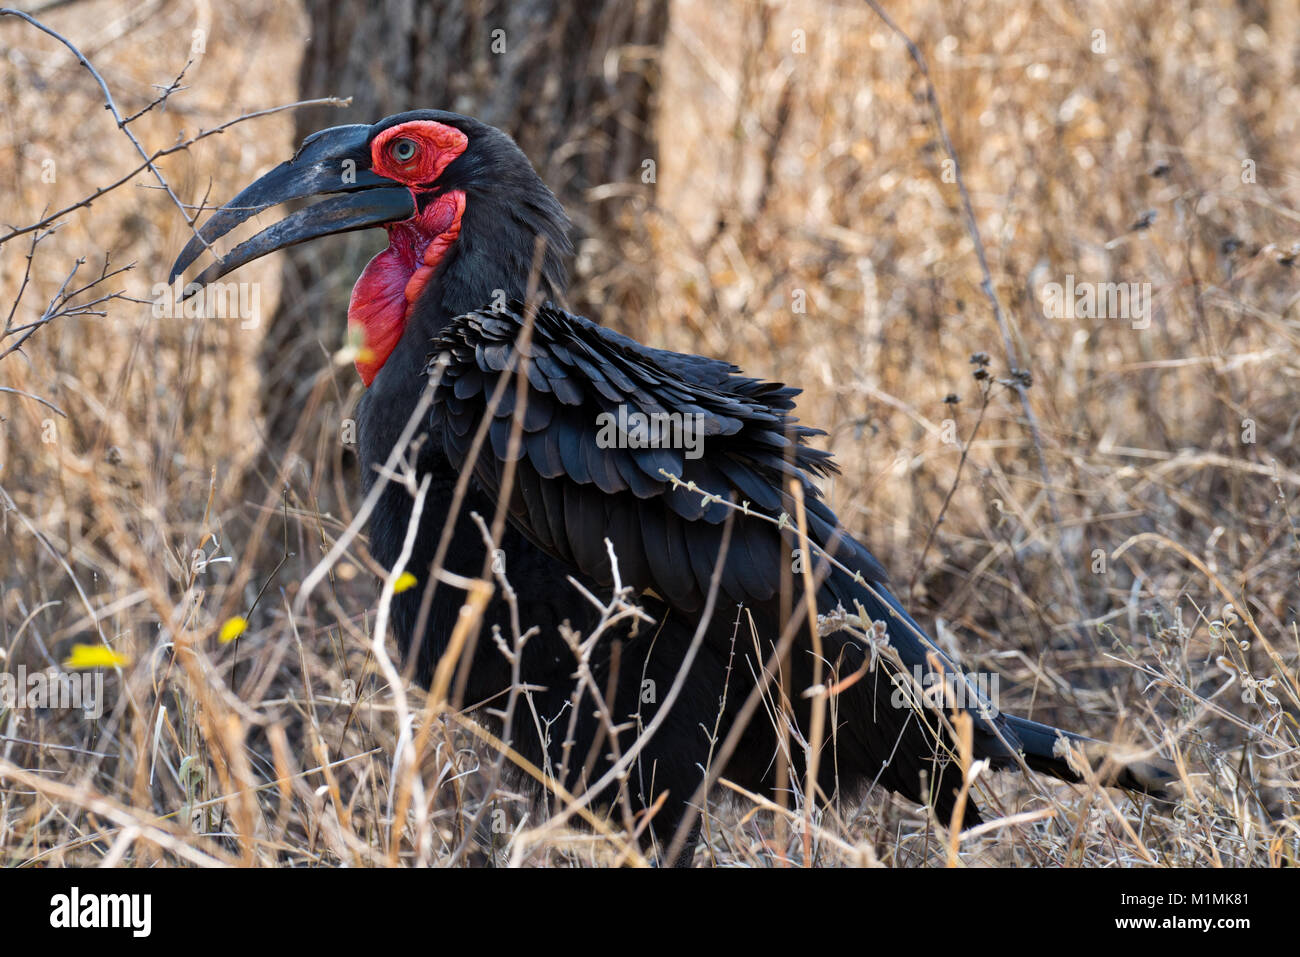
[392,571,418,594]
[218,616,248,644]
[64,644,130,669]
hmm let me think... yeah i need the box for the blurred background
[1,0,1297,866]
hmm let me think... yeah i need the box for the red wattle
[347,190,465,385]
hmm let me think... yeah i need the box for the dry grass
[1,0,1297,867]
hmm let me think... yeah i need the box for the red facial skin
[347,121,468,385]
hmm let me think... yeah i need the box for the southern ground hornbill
[171,110,1171,864]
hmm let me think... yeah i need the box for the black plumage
[172,109,1172,865]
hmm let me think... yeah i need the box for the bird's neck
[347,191,466,386]
[418,189,572,323]
[355,191,571,483]
[351,189,571,389]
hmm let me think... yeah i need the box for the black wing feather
[426,301,887,612]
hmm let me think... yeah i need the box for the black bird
[171,110,1171,864]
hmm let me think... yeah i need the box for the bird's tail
[998,713,1177,797]
[816,538,1177,802]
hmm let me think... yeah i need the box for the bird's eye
[390,138,418,163]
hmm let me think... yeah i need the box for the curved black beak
[169,123,415,288]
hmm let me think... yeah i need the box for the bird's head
[170,110,571,385]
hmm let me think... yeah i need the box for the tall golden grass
[1,0,1296,865]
